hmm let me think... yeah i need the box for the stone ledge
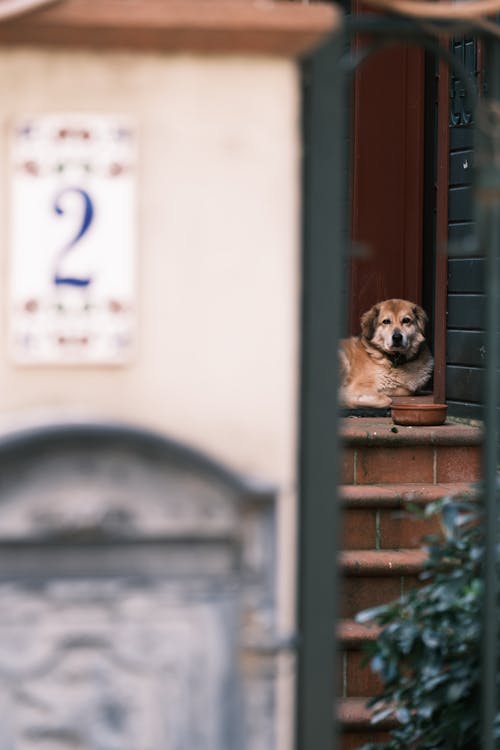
[342,416,483,447]
[0,0,340,56]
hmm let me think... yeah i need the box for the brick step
[338,697,395,730]
[341,548,427,574]
[336,417,482,742]
[340,481,478,508]
[341,548,425,618]
[338,619,382,699]
[340,482,477,550]
[338,618,381,647]
[341,417,483,447]
[341,417,482,485]
[341,733,389,750]
[338,698,392,750]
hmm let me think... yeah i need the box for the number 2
[53,187,94,288]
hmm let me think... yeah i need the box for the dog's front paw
[374,394,392,408]
[355,392,392,408]
[340,391,392,409]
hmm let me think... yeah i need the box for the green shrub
[355,497,490,750]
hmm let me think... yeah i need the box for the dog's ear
[360,305,379,341]
[413,305,428,333]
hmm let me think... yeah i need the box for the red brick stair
[338,697,394,750]
[337,417,482,749]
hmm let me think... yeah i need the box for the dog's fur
[339,298,434,409]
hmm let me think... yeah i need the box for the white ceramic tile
[9,113,137,365]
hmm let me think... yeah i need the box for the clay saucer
[391,402,448,426]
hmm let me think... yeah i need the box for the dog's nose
[392,329,403,345]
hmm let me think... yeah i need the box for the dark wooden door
[349,25,425,333]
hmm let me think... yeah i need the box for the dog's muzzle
[392,329,404,347]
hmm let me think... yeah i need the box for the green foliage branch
[355,497,497,750]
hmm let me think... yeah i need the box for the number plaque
[9,114,137,365]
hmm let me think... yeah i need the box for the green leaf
[356,603,393,624]
[353,499,488,750]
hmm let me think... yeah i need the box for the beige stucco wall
[0,48,300,748]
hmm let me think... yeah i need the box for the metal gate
[297,6,500,749]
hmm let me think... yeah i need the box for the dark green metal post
[297,24,347,750]
[478,31,500,750]
[298,9,500,750]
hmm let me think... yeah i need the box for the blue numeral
[53,187,94,288]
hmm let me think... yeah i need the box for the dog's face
[361,299,428,358]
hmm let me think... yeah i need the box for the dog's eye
[382,318,391,325]
[402,317,411,325]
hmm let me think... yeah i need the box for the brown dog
[339,298,434,409]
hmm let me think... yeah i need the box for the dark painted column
[477,29,500,750]
[297,25,347,750]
